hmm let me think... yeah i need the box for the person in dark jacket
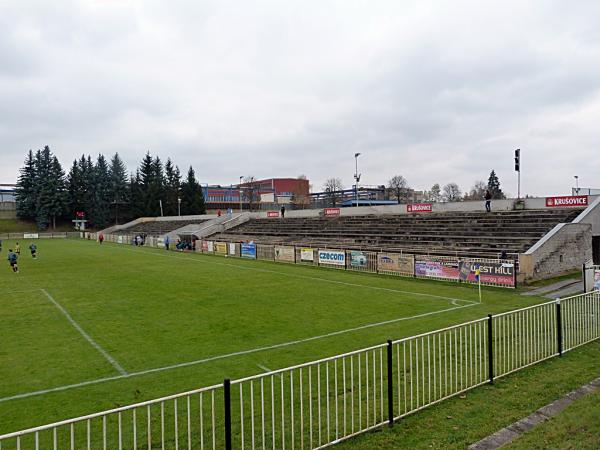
[484,190,492,212]
[7,249,18,273]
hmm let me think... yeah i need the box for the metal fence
[2,292,599,449]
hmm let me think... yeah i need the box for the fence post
[387,339,394,426]
[556,300,563,356]
[487,314,494,384]
[582,264,587,293]
[224,379,232,450]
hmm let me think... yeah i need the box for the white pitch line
[40,289,128,376]
[0,302,477,403]
[111,245,478,305]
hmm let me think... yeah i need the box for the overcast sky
[1,0,599,197]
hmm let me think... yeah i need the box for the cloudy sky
[1,0,599,197]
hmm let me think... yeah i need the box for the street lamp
[239,176,243,212]
[354,152,362,207]
[574,175,579,194]
[177,197,181,216]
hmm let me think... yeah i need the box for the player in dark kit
[29,243,38,259]
[7,249,18,273]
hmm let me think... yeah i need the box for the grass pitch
[0,238,546,436]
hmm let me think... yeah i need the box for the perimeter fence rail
[2,291,599,449]
[92,233,518,288]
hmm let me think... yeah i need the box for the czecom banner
[318,250,345,266]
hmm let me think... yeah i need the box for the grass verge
[335,339,600,449]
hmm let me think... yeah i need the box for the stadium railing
[1,291,598,449]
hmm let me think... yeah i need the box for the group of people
[5,241,38,273]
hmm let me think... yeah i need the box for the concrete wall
[519,223,592,281]
[251,195,599,219]
[572,195,600,236]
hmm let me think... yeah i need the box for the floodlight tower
[239,176,243,212]
[574,175,579,194]
[354,152,362,207]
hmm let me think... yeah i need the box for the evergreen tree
[487,170,506,199]
[164,158,181,216]
[180,166,206,215]
[15,150,37,219]
[67,156,87,218]
[109,153,129,224]
[88,154,112,228]
[137,152,163,216]
[34,146,67,230]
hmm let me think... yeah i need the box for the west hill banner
[458,261,515,286]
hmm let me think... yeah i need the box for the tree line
[322,170,506,205]
[15,146,206,230]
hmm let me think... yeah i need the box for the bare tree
[242,176,260,211]
[387,175,410,204]
[464,180,487,201]
[291,175,310,209]
[323,177,344,206]
[443,183,462,202]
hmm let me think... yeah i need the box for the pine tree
[487,170,506,199]
[34,146,67,230]
[15,150,37,219]
[109,153,129,224]
[137,152,163,216]
[164,158,181,216]
[88,154,112,228]
[181,166,206,215]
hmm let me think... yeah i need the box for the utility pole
[514,149,521,199]
[239,176,243,212]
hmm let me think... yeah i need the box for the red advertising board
[266,211,280,218]
[545,196,588,207]
[407,203,432,213]
[324,208,341,217]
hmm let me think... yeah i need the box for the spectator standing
[217,208,222,217]
[165,235,170,251]
[99,233,104,244]
[484,190,492,212]
[280,205,286,218]
[15,242,20,254]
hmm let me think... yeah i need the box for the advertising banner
[407,203,432,213]
[545,195,588,207]
[458,261,515,286]
[201,241,208,252]
[215,242,227,254]
[415,257,460,280]
[350,251,368,267]
[228,243,236,255]
[318,250,346,266]
[274,245,295,263]
[117,235,123,244]
[241,243,257,259]
[324,208,341,217]
[157,238,165,248]
[23,233,39,239]
[267,211,280,218]
[206,241,213,252]
[594,270,600,291]
[377,253,414,274]
[300,248,314,262]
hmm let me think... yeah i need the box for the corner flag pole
[475,266,482,303]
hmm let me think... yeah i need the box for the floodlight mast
[239,176,243,212]
[354,152,362,207]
